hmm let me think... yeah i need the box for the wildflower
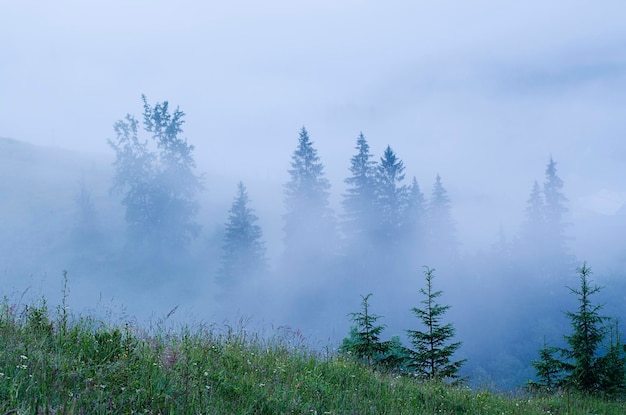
[259,383,265,387]
[0,373,4,378]
[204,371,209,377]
[20,355,28,360]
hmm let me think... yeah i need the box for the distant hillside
[0,137,121,280]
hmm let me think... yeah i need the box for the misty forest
[3,95,626,394]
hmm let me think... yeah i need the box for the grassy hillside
[1,292,625,414]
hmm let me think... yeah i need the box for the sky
[2,1,626,252]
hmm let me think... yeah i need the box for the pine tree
[340,293,390,366]
[218,182,267,286]
[529,338,566,391]
[426,175,457,260]
[518,180,547,263]
[342,132,377,243]
[373,146,408,248]
[523,180,545,238]
[283,127,336,262]
[597,319,626,396]
[543,156,568,256]
[406,267,465,382]
[404,177,426,243]
[562,263,606,394]
[108,95,202,255]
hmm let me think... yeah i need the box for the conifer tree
[373,146,408,247]
[340,293,390,366]
[218,182,267,286]
[529,338,566,391]
[283,127,336,262]
[523,181,545,238]
[543,156,568,256]
[561,263,606,394]
[342,132,377,243]
[597,320,626,396]
[426,175,457,260]
[406,267,465,382]
[532,263,626,396]
[518,180,547,263]
[404,177,426,242]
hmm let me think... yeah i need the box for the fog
[2,1,626,390]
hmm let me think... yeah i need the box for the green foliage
[562,262,607,393]
[597,320,626,397]
[406,267,466,382]
[340,294,396,367]
[532,263,626,397]
[528,338,566,392]
[3,292,626,414]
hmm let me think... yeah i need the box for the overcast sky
[2,1,626,250]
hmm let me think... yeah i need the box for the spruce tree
[543,156,568,257]
[373,146,408,248]
[518,180,547,264]
[406,267,465,382]
[342,132,377,244]
[340,293,390,366]
[597,320,626,396]
[283,127,336,262]
[426,175,457,260]
[529,338,566,391]
[532,263,626,396]
[404,177,426,245]
[523,181,545,239]
[218,182,267,286]
[562,263,606,394]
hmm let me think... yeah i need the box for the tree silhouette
[543,156,568,257]
[218,182,267,286]
[426,175,457,261]
[342,132,377,245]
[108,95,202,256]
[374,146,408,249]
[283,127,336,263]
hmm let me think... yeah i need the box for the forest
[2,96,626,392]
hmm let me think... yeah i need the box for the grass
[1,294,626,414]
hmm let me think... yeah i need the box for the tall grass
[1,292,626,414]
